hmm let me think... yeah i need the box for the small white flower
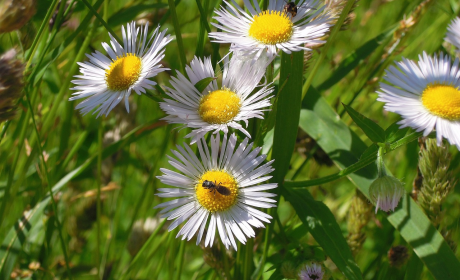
[160,53,274,144]
[70,22,172,117]
[209,0,332,57]
[155,133,277,250]
[445,17,460,51]
[298,262,324,280]
[378,52,460,150]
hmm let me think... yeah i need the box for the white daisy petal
[70,21,172,117]
[156,133,277,250]
[445,17,460,52]
[160,52,274,144]
[378,52,460,149]
[209,0,333,57]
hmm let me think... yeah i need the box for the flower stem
[168,0,187,73]
[96,119,103,279]
[377,146,387,178]
[25,91,72,280]
[174,240,186,280]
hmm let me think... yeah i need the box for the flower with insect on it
[155,133,277,250]
[209,0,333,58]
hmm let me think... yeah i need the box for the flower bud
[0,49,24,122]
[0,0,36,33]
[369,175,405,213]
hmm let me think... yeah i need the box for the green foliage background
[1,0,460,279]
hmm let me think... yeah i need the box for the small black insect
[283,1,298,18]
[202,180,232,196]
[283,1,316,18]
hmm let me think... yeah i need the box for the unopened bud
[0,0,36,33]
[369,176,405,213]
[0,49,23,122]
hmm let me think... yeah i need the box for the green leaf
[389,195,460,280]
[194,77,216,93]
[404,254,423,280]
[284,188,362,280]
[385,121,410,143]
[295,86,460,280]
[343,103,385,143]
[271,51,304,184]
[317,24,398,92]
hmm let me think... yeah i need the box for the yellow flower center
[105,53,142,91]
[198,88,241,124]
[421,84,460,120]
[248,10,293,45]
[195,170,238,212]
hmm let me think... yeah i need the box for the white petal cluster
[155,133,277,250]
[377,52,460,149]
[209,0,332,57]
[70,22,172,117]
[298,262,324,280]
[445,17,460,51]
[160,52,274,144]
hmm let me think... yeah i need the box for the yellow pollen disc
[198,88,241,124]
[105,53,142,91]
[421,84,460,120]
[195,170,238,212]
[248,10,293,45]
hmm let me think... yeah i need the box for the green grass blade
[283,188,362,280]
[271,51,304,183]
[316,24,397,92]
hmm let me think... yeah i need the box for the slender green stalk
[24,0,60,68]
[0,107,30,229]
[79,0,122,42]
[301,0,356,100]
[41,24,96,135]
[0,121,10,142]
[96,120,103,279]
[167,0,187,73]
[244,238,253,280]
[120,219,168,280]
[25,92,72,280]
[256,208,274,280]
[174,241,186,280]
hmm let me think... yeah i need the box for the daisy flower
[298,262,325,280]
[159,53,274,144]
[155,133,277,250]
[378,52,460,150]
[445,17,460,51]
[69,22,172,117]
[209,0,332,57]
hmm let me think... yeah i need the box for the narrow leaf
[343,103,385,143]
[194,77,216,93]
[271,51,304,184]
[284,188,362,280]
